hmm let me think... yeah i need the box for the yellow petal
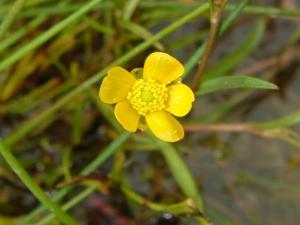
[165,83,195,117]
[145,110,184,142]
[114,100,140,132]
[99,67,136,104]
[143,52,184,84]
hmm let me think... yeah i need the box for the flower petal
[99,66,136,104]
[145,110,184,142]
[114,100,140,132]
[143,52,184,84]
[165,83,195,117]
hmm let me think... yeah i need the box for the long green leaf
[197,75,278,95]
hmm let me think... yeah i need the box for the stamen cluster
[127,79,167,116]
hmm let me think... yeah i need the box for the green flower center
[127,79,167,116]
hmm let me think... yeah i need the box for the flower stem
[0,139,80,225]
[191,0,228,91]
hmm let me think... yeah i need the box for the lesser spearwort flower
[99,52,195,142]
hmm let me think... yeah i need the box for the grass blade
[197,75,278,95]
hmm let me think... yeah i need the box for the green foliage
[197,75,278,95]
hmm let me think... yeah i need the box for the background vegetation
[0,0,300,225]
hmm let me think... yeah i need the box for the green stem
[0,0,26,40]
[191,0,227,91]
[0,139,80,225]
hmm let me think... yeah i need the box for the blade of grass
[6,3,210,146]
[0,140,80,225]
[197,75,278,95]
[0,0,102,72]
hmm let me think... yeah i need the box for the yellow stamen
[127,79,167,116]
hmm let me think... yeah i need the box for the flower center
[127,79,167,116]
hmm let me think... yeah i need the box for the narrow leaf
[197,76,278,95]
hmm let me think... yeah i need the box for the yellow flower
[99,52,195,142]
